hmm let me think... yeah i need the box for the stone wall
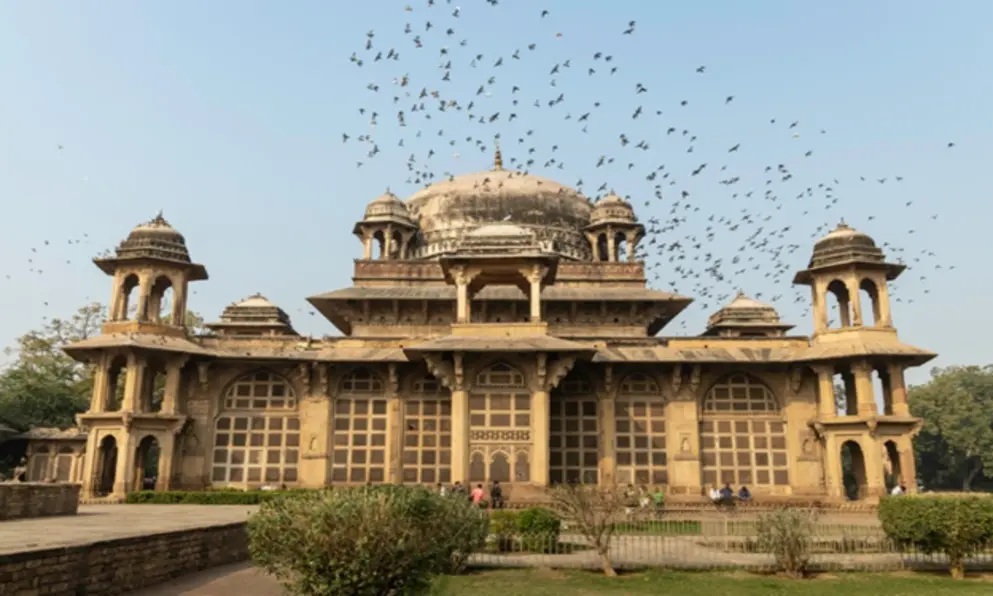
[0,483,80,520]
[0,523,249,596]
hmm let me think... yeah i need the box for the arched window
[402,376,452,485]
[700,374,788,491]
[332,368,388,484]
[469,363,531,484]
[615,373,667,486]
[29,445,51,482]
[213,370,300,487]
[550,372,599,485]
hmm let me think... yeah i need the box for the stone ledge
[0,522,248,596]
[0,483,80,521]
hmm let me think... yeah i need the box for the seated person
[738,486,752,501]
[719,483,734,501]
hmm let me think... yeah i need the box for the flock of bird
[337,0,955,331]
[2,0,958,336]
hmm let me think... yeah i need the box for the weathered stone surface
[0,484,80,521]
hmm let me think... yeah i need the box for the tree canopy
[0,301,204,432]
[910,365,993,492]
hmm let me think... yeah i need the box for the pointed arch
[475,362,526,389]
[700,372,788,492]
[213,369,300,488]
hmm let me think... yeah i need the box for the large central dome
[406,163,593,260]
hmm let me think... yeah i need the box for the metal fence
[469,512,993,573]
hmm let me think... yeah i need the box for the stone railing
[0,482,81,521]
[0,523,248,595]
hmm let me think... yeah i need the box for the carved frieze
[689,365,701,394]
[295,362,312,396]
[469,430,531,443]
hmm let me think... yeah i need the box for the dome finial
[493,137,503,170]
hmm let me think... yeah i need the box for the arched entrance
[468,363,531,486]
[134,436,160,491]
[841,440,867,500]
[97,436,118,496]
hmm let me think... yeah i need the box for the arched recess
[390,230,403,259]
[115,273,140,320]
[134,435,160,490]
[332,368,388,484]
[97,435,118,496]
[825,279,852,328]
[615,372,667,487]
[469,362,531,484]
[402,375,452,485]
[28,445,51,482]
[700,373,788,492]
[841,440,867,500]
[55,446,75,482]
[212,370,300,487]
[145,275,174,323]
[373,230,386,260]
[550,372,599,485]
[860,278,881,327]
[884,440,902,491]
[614,232,627,262]
[596,234,609,262]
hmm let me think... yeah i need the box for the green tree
[910,366,993,491]
[0,302,104,431]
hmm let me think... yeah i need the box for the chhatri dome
[404,144,594,260]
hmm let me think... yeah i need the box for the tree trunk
[598,549,617,577]
[949,553,965,580]
[962,461,981,492]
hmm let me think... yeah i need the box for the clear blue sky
[1,1,990,384]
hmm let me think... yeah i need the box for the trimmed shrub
[755,507,817,579]
[516,506,561,553]
[247,486,488,595]
[489,510,519,552]
[879,494,993,579]
[124,489,312,505]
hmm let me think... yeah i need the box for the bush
[489,510,519,552]
[247,486,488,595]
[879,494,993,579]
[755,507,817,579]
[124,490,312,504]
[516,507,561,553]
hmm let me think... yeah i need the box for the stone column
[860,437,887,498]
[852,361,877,416]
[90,354,110,413]
[362,234,373,260]
[897,436,918,492]
[387,364,403,484]
[664,366,703,495]
[811,280,828,334]
[821,434,844,498]
[887,364,910,416]
[450,354,469,484]
[876,280,892,327]
[155,432,176,491]
[112,432,135,496]
[526,265,544,323]
[846,277,863,327]
[812,365,836,418]
[597,366,617,485]
[453,267,471,323]
[161,356,187,415]
[607,229,617,262]
[136,274,152,322]
[121,353,145,412]
[531,388,550,486]
[625,231,637,262]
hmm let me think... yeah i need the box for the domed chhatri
[589,191,637,225]
[117,212,193,263]
[406,156,593,260]
[358,188,416,228]
[703,290,794,337]
[206,293,296,337]
[809,221,884,269]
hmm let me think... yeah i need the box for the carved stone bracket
[689,365,701,394]
[602,364,615,399]
[544,356,577,392]
[313,363,332,397]
[788,366,805,394]
[387,363,399,396]
[295,362,312,396]
[453,353,464,391]
[197,362,210,393]
[670,365,683,395]
[424,354,458,391]
[535,353,548,390]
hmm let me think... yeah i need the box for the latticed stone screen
[700,373,789,488]
[550,375,599,484]
[615,373,667,486]
[402,377,453,484]
[332,369,388,483]
[213,371,300,486]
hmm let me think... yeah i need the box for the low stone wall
[0,523,249,596]
[0,483,80,521]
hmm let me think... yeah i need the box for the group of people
[709,483,752,504]
[438,480,505,508]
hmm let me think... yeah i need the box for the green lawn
[428,569,993,595]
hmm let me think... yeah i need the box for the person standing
[471,483,485,506]
[490,480,504,509]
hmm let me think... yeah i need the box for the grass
[428,568,993,595]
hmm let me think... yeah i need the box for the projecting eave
[792,260,905,285]
[92,256,208,281]
[62,333,210,362]
[793,338,936,367]
[593,344,796,364]
[404,335,596,360]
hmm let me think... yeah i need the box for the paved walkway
[0,504,257,555]
[128,563,281,595]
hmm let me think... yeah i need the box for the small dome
[207,293,297,337]
[116,212,193,263]
[360,189,416,228]
[808,221,885,269]
[233,293,277,308]
[704,290,793,336]
[589,191,637,226]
